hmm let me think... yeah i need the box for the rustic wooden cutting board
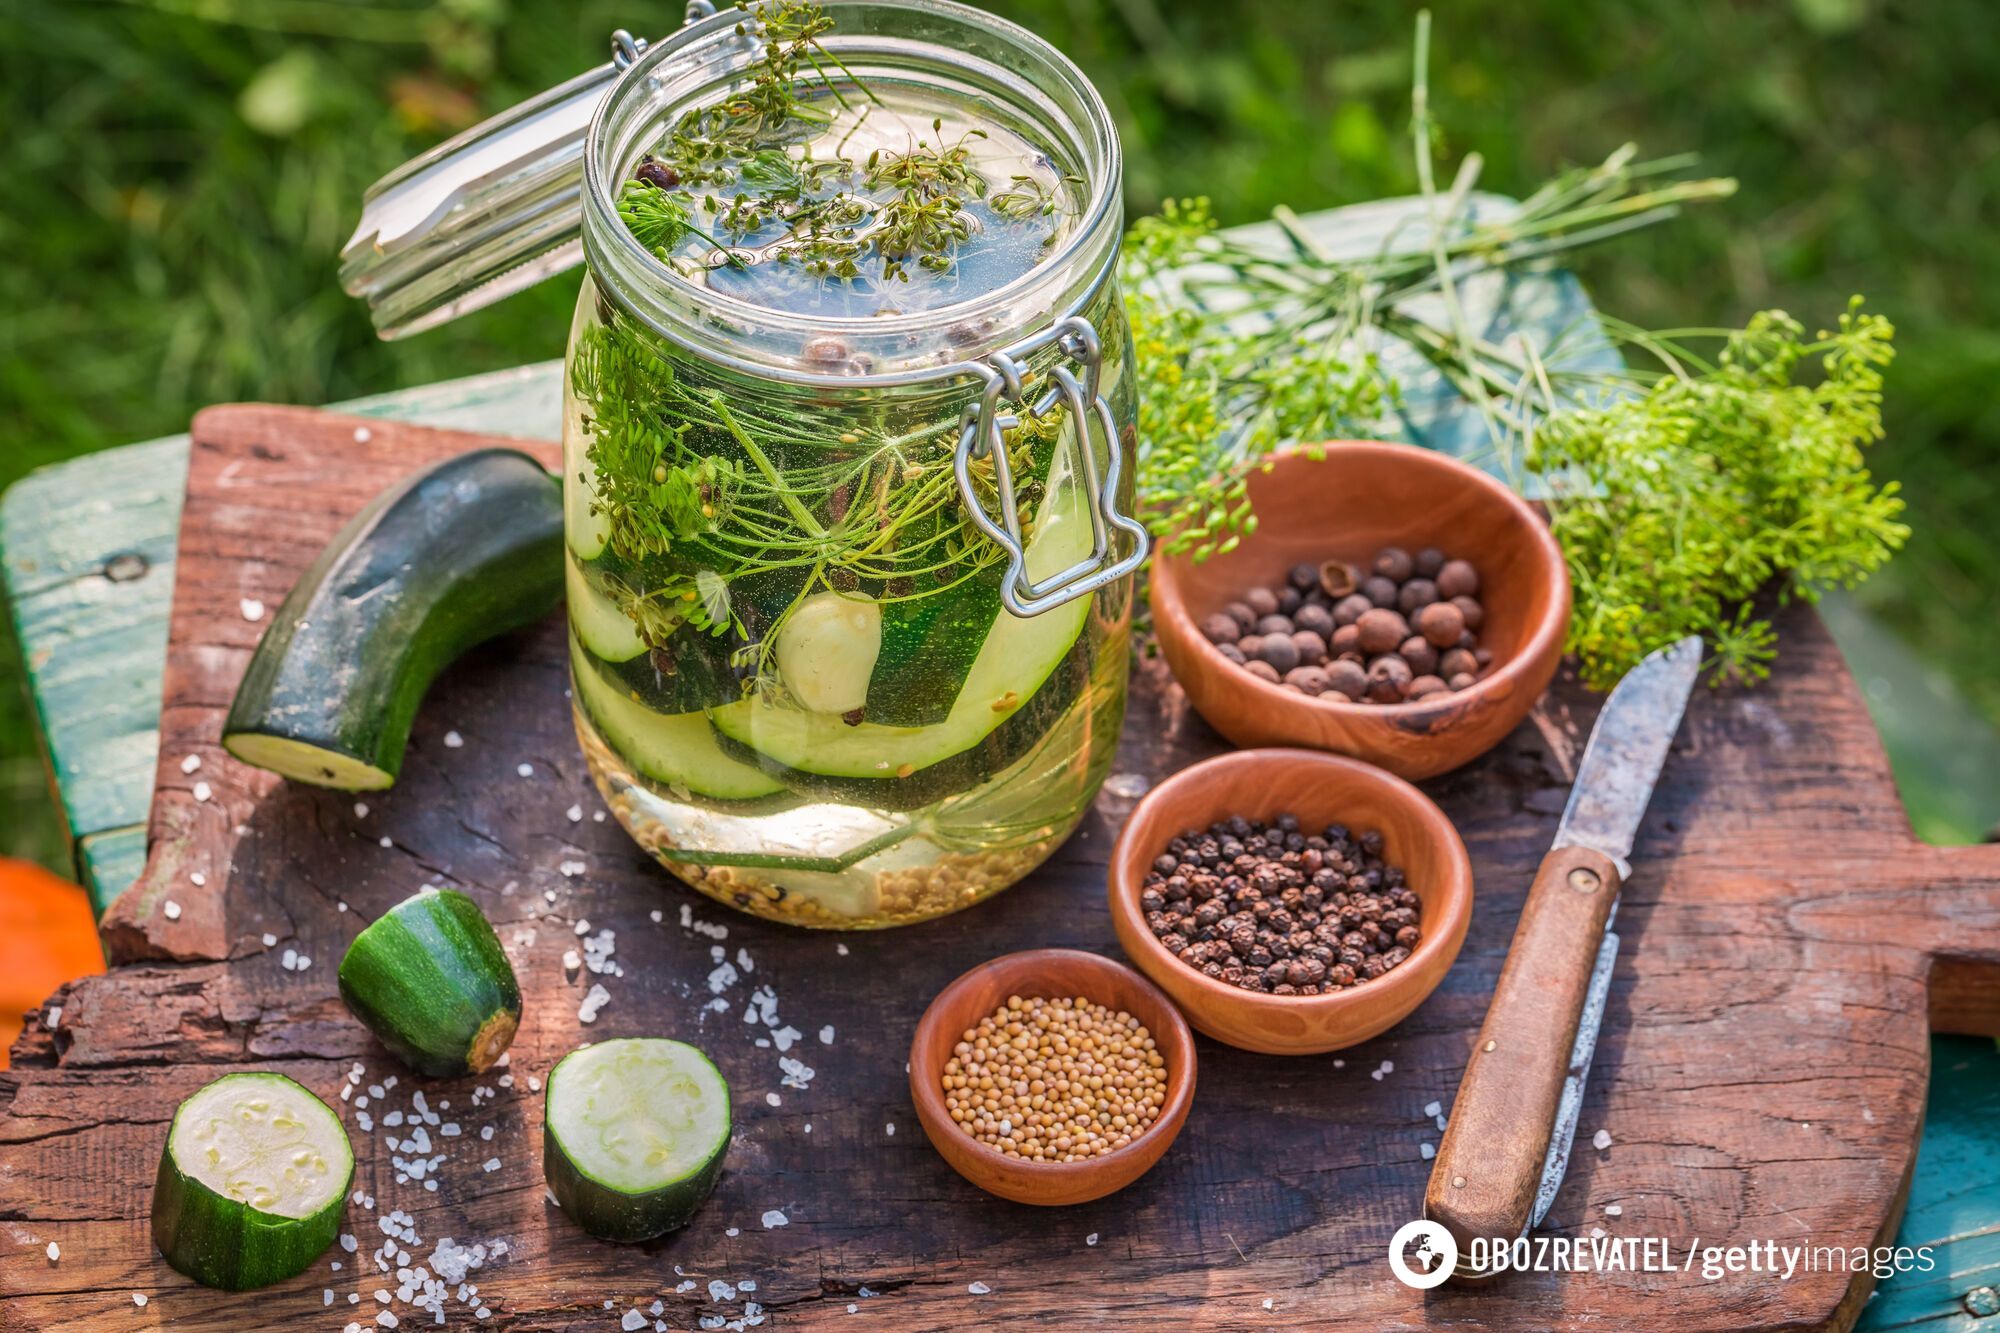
[4,404,1999,1331]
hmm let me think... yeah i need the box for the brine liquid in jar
[563,2,1135,928]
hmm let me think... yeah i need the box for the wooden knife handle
[1425,843,1623,1255]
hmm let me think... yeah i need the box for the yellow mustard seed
[941,994,1168,1163]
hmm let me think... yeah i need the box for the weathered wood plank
[0,364,566,916]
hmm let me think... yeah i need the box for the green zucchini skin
[223,448,563,790]
[543,1040,731,1243]
[338,888,521,1077]
[150,1073,353,1290]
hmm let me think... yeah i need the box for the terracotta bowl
[1150,441,1569,780]
[1108,749,1473,1055]
[909,948,1197,1205]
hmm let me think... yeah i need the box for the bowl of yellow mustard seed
[909,948,1197,1205]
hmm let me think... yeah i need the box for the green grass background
[3,0,1996,869]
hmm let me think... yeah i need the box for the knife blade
[1424,635,1701,1276]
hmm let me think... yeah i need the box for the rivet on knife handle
[1423,843,1623,1260]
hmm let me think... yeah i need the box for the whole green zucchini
[223,447,563,789]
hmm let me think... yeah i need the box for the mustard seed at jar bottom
[941,994,1168,1162]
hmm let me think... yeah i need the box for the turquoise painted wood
[0,202,1992,1327]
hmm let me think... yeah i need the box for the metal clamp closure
[948,315,1150,618]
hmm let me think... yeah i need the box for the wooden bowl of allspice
[1150,441,1570,780]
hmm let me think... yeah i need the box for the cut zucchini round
[151,1072,353,1290]
[775,591,880,715]
[567,554,648,663]
[223,448,564,790]
[570,635,783,801]
[543,1038,731,1242]
[337,888,521,1077]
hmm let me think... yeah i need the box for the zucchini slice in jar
[337,888,521,1077]
[543,1038,731,1242]
[151,1072,353,1290]
[566,554,649,663]
[222,448,564,790]
[569,636,784,801]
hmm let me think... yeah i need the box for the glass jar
[343,0,1145,928]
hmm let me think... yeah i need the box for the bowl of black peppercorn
[1149,441,1569,780]
[1108,747,1473,1055]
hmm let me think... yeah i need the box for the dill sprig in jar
[343,0,1144,928]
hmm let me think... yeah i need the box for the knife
[1424,635,1702,1274]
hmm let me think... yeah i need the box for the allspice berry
[1324,659,1367,700]
[1415,600,1466,649]
[1289,562,1320,592]
[1240,634,1266,660]
[1216,643,1246,665]
[1256,613,1295,638]
[1285,665,1330,695]
[1447,671,1476,691]
[1333,594,1374,627]
[1291,630,1328,666]
[1439,647,1477,679]
[1246,586,1280,617]
[1224,601,1256,633]
[1436,559,1480,600]
[1372,546,1415,582]
[1355,607,1410,656]
[1415,547,1446,578]
[1330,624,1362,658]
[1246,660,1281,683]
[1452,595,1484,631]
[1202,613,1241,644]
[1367,654,1413,702]
[1398,578,1439,615]
[1294,604,1334,640]
[1399,635,1439,678]
[1259,634,1301,674]
[1408,674,1448,699]
[1360,575,1400,608]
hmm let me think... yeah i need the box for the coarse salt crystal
[193,781,212,802]
[1086,1233,1099,1246]
[262,932,277,946]
[725,1227,739,1238]
[578,983,611,1023]
[189,870,206,886]
[560,859,587,878]
[567,804,583,822]
[1420,1142,1436,1160]
[380,836,393,848]
[443,731,464,748]
[45,1242,59,1262]
[708,1281,737,1302]
[180,754,202,774]
[132,1293,147,1306]
[163,900,182,920]
[1605,1204,1623,1217]
[241,598,265,622]
[45,1005,61,1028]
[355,426,373,443]
[1424,1100,1442,1117]
[762,1209,788,1228]
[1262,1298,1274,1310]
[1593,1130,1612,1150]
[516,763,534,778]
[649,909,664,923]
[622,1313,647,1332]
[967,1282,991,1295]
[765,1092,781,1107]
[835,943,849,956]
[885,1123,895,1136]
